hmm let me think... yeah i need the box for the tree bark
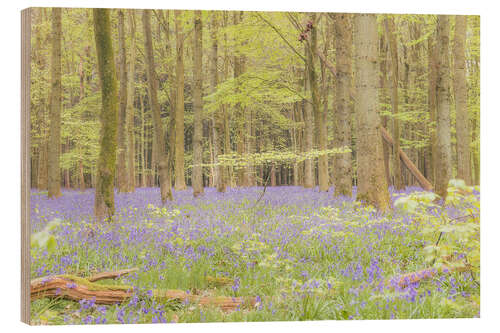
[384,17,403,190]
[174,10,187,190]
[306,14,328,192]
[304,45,314,189]
[142,9,173,202]
[435,15,452,201]
[333,13,353,196]
[126,10,137,192]
[116,9,129,193]
[210,12,226,193]
[427,33,438,185]
[454,16,471,185]
[47,8,62,199]
[93,8,119,220]
[353,14,391,212]
[192,10,204,197]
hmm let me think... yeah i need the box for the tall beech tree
[427,32,438,185]
[454,15,471,185]
[174,10,187,191]
[192,10,204,197]
[116,9,129,192]
[126,10,137,191]
[435,15,452,201]
[93,8,118,219]
[307,13,328,192]
[384,16,403,190]
[353,13,390,211]
[47,7,62,199]
[333,13,353,197]
[142,9,173,202]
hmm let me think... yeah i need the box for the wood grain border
[21,7,32,325]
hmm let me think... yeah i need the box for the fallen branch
[88,267,139,282]
[391,263,471,289]
[380,127,433,191]
[31,273,256,312]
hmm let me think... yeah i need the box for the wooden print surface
[22,8,480,325]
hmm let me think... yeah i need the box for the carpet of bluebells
[30,185,480,324]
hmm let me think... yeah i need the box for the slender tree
[308,14,328,192]
[303,46,314,189]
[427,32,438,185]
[116,9,129,192]
[93,8,119,219]
[47,7,62,199]
[192,10,204,197]
[174,10,187,190]
[435,15,452,201]
[454,15,471,185]
[142,9,173,202]
[333,13,353,196]
[353,13,391,211]
[384,16,403,190]
[126,10,137,191]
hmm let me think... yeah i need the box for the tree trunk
[379,30,392,187]
[126,10,137,192]
[427,33,438,185]
[174,10,187,190]
[210,12,226,193]
[304,45,314,189]
[435,15,452,201]
[140,92,146,187]
[353,13,391,212]
[307,14,328,192]
[333,13,353,196]
[142,9,173,202]
[454,16,471,185]
[47,8,62,199]
[93,8,119,220]
[192,10,204,197]
[116,9,129,193]
[384,17,403,190]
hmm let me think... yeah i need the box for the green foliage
[395,180,480,278]
[197,147,351,170]
[31,218,61,255]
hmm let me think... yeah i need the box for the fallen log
[31,273,256,312]
[87,267,139,282]
[380,127,433,191]
[391,262,470,289]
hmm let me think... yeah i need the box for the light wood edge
[21,7,32,325]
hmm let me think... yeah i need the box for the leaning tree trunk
[353,13,391,212]
[435,15,452,201]
[116,9,129,193]
[174,10,187,191]
[93,8,119,220]
[47,7,62,199]
[453,15,471,185]
[142,9,173,202]
[126,10,137,192]
[384,16,403,190]
[192,10,204,197]
[333,13,353,197]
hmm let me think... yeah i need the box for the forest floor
[30,185,480,324]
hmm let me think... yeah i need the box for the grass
[29,185,480,324]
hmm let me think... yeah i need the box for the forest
[29,8,480,324]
